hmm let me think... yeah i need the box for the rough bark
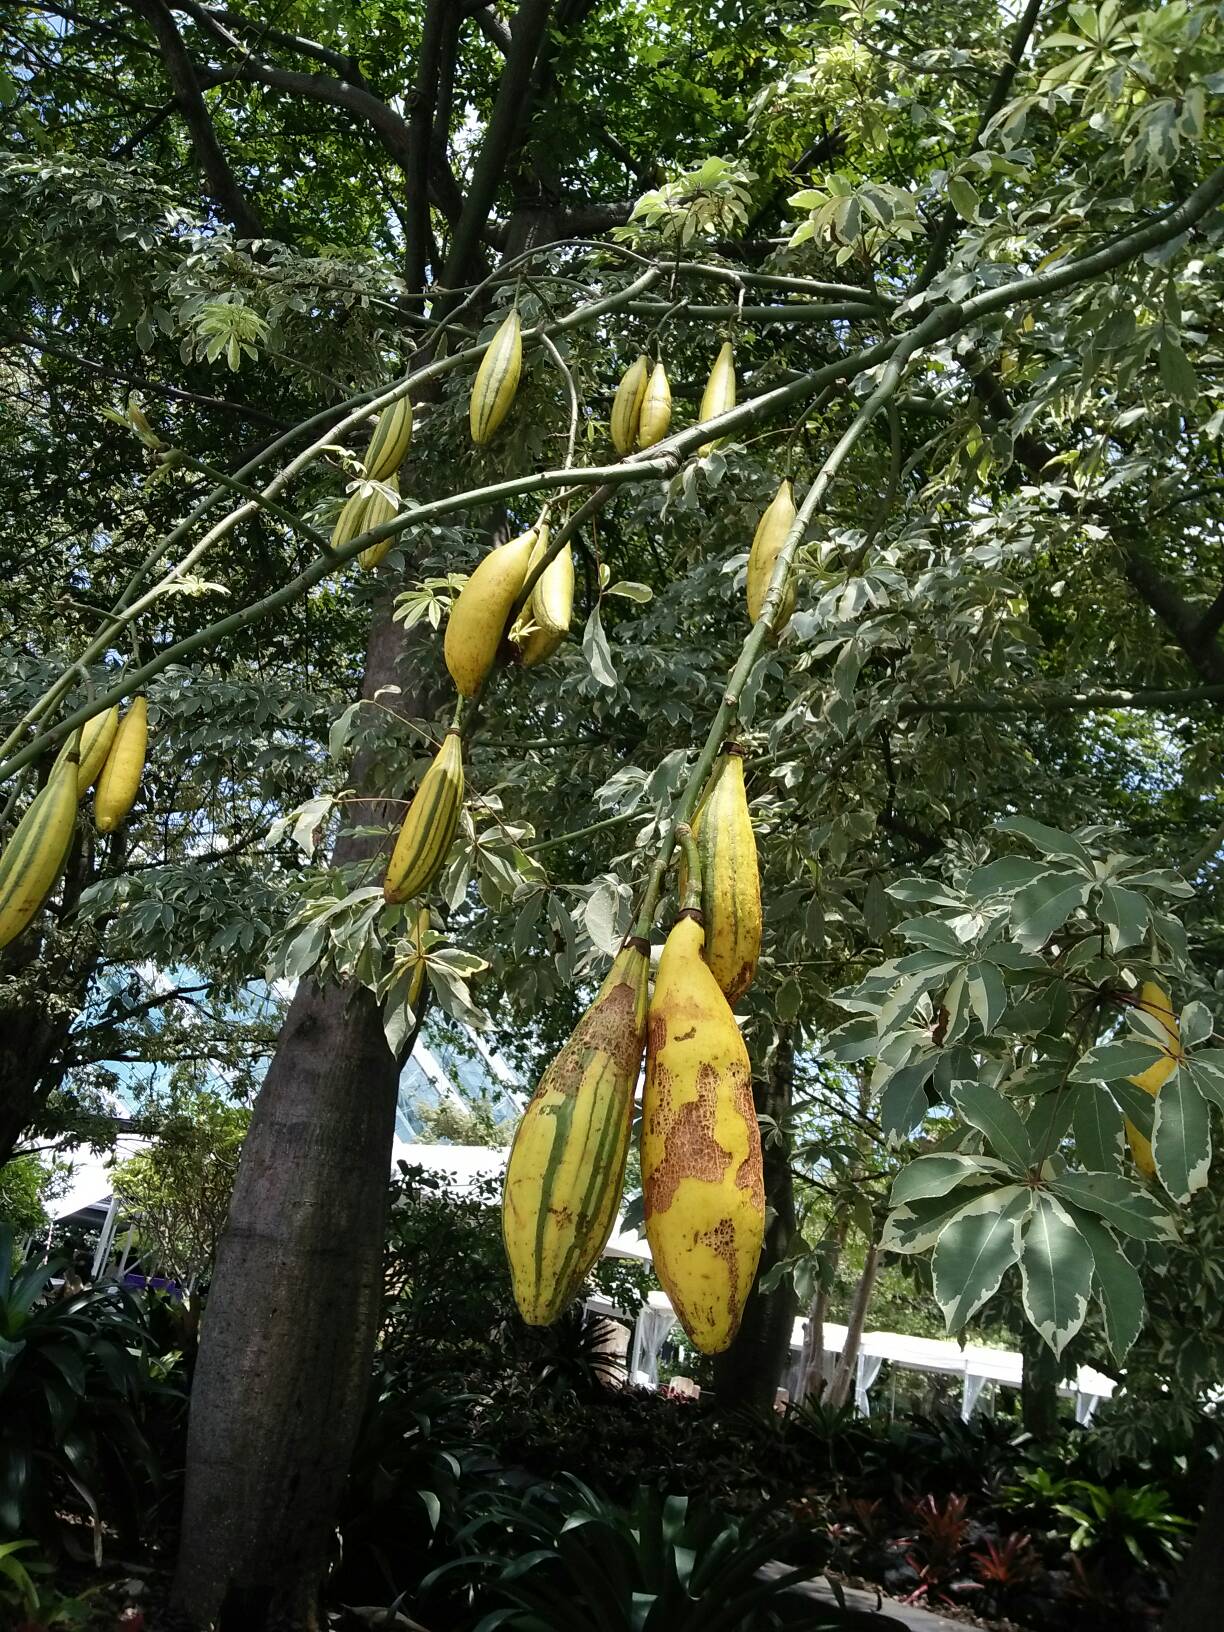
[1019,1324,1060,1441]
[826,1240,881,1411]
[711,1029,797,1415]
[1165,1456,1224,1631]
[170,602,432,1630]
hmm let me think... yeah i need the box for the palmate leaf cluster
[822,814,1224,1360]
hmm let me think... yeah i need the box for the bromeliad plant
[825,818,1224,1361]
[421,1477,863,1631]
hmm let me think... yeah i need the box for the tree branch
[126,0,265,238]
[405,0,453,296]
[195,60,466,225]
[439,0,556,296]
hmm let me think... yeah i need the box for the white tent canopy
[49,1136,1114,1424]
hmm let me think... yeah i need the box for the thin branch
[439,0,555,296]
[126,0,265,237]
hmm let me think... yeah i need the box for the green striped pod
[502,942,650,1324]
[331,488,369,552]
[469,309,522,446]
[678,748,761,1005]
[363,396,413,481]
[358,476,401,570]
[0,746,80,950]
[383,730,464,904]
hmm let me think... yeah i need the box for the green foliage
[1002,1469,1191,1569]
[110,1087,249,1288]
[0,1229,175,1556]
[0,1157,59,1237]
[422,1479,835,1632]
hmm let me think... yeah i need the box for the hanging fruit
[698,341,736,454]
[444,525,539,697]
[95,697,148,834]
[406,906,431,1014]
[610,354,650,456]
[469,309,522,446]
[746,479,798,634]
[331,488,369,552]
[53,705,119,797]
[503,937,650,1324]
[641,829,764,1353]
[362,396,413,481]
[516,526,574,668]
[383,729,464,904]
[678,747,761,1005]
[358,477,400,570]
[1123,981,1182,1178]
[637,361,672,449]
[0,740,80,951]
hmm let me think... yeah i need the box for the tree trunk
[796,1217,848,1405]
[711,1028,797,1415]
[1165,1457,1224,1631]
[1019,1324,1060,1441]
[826,1240,881,1410]
[170,605,432,1630]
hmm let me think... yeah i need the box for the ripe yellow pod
[637,362,672,449]
[610,355,650,456]
[1124,981,1182,1178]
[95,697,148,834]
[470,309,522,446]
[746,479,798,634]
[516,528,574,668]
[383,730,464,904]
[444,527,538,697]
[503,940,650,1324]
[642,850,764,1353]
[53,705,119,797]
[358,477,401,570]
[698,341,736,454]
[0,746,79,951]
[363,396,413,481]
[682,749,761,1005]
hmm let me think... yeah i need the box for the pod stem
[675,824,702,913]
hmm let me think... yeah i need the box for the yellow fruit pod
[515,527,574,669]
[363,396,413,481]
[638,362,672,449]
[95,697,148,834]
[610,355,650,456]
[470,309,522,446]
[746,479,798,634]
[444,526,538,697]
[503,940,650,1324]
[0,743,80,951]
[1124,981,1182,1178]
[358,477,401,570]
[383,730,464,904]
[641,907,764,1354]
[53,705,119,797]
[698,341,736,454]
